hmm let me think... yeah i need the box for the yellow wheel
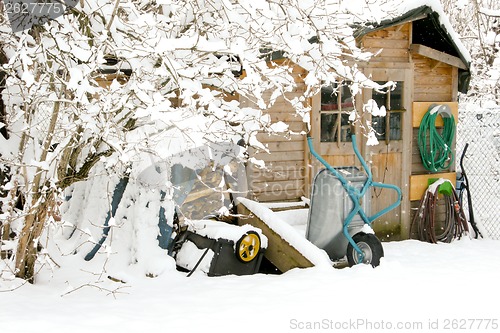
[235,231,261,263]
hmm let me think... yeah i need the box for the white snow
[1,237,500,333]
[184,219,268,248]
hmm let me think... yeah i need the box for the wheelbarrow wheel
[235,231,261,263]
[346,233,384,267]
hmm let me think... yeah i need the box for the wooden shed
[244,5,471,241]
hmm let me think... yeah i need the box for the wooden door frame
[360,64,413,239]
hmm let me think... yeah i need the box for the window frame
[319,80,356,147]
[371,81,406,144]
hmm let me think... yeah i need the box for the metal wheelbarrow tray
[306,134,402,267]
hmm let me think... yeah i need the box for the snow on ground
[1,236,500,333]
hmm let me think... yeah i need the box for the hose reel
[417,104,456,172]
[411,179,469,243]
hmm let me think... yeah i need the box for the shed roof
[355,3,471,93]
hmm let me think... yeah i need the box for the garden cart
[306,134,402,267]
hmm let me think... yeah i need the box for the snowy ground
[1,236,500,333]
[2,100,499,332]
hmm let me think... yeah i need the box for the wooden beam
[410,44,468,70]
[451,67,459,101]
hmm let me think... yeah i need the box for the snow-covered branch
[0,0,393,282]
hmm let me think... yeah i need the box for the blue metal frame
[307,135,402,262]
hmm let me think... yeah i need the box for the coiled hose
[411,180,469,243]
[418,104,456,172]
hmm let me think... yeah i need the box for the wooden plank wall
[246,61,309,202]
[413,54,455,102]
[411,57,456,176]
[409,50,458,239]
[361,23,411,63]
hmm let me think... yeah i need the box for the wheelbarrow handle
[307,134,402,222]
[368,182,402,222]
[307,136,350,188]
[307,134,373,185]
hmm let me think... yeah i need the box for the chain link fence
[457,105,500,239]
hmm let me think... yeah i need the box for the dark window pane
[339,84,354,110]
[372,115,386,140]
[390,82,403,110]
[372,81,387,109]
[320,113,352,142]
[321,82,354,111]
[320,81,354,143]
[321,83,339,111]
[321,113,338,142]
[389,112,402,140]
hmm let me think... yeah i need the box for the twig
[61,283,130,298]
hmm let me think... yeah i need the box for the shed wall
[361,23,411,63]
[245,61,309,202]
[244,19,463,241]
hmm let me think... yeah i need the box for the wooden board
[412,54,455,102]
[410,44,468,70]
[253,150,304,162]
[412,102,458,128]
[409,172,456,201]
[361,23,410,63]
[237,203,314,272]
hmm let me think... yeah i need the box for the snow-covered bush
[0,0,394,282]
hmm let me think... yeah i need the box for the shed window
[371,81,404,142]
[320,81,354,143]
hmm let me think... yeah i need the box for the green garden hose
[418,104,456,172]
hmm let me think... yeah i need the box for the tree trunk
[0,222,9,259]
[14,195,50,283]
[14,79,61,282]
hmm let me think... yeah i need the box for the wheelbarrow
[306,134,402,267]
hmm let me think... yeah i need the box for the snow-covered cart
[173,220,267,276]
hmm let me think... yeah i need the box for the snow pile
[2,237,500,333]
[184,219,268,249]
[51,160,176,280]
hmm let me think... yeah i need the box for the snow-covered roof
[354,1,471,92]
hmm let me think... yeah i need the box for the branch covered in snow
[0,0,394,281]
